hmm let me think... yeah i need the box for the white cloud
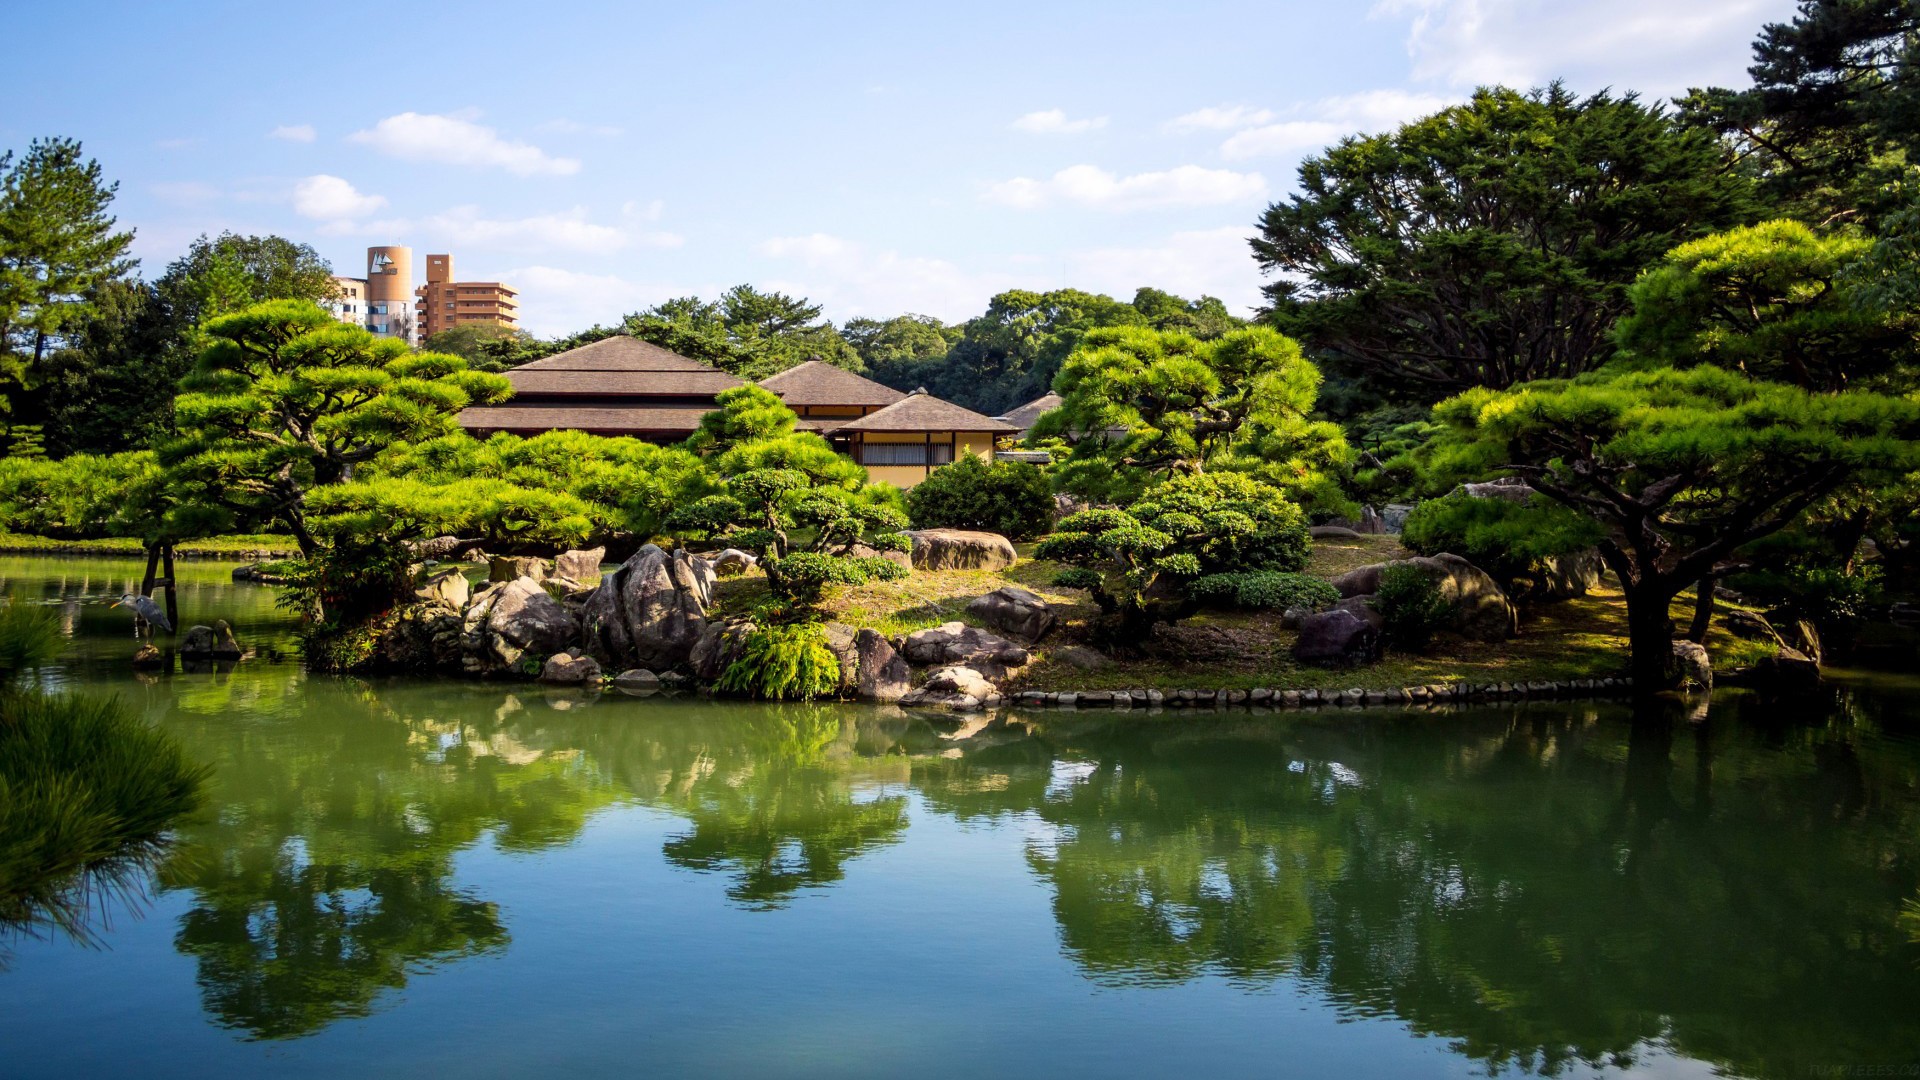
[1062,227,1264,316]
[418,205,680,255]
[983,164,1266,212]
[1163,105,1276,133]
[1220,89,1458,159]
[291,175,387,220]
[499,266,712,337]
[348,112,582,176]
[268,123,316,143]
[1372,0,1795,96]
[1011,109,1109,135]
[758,233,1019,322]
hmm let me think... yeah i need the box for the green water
[2,555,1918,1079]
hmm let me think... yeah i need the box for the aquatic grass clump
[0,605,209,944]
[717,623,842,701]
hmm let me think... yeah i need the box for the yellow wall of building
[850,431,998,489]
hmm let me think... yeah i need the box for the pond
[2,555,1918,1079]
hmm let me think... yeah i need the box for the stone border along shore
[993,676,1635,711]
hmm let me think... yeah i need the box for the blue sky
[4,0,1797,336]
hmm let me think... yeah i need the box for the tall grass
[0,604,209,945]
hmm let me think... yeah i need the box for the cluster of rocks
[1291,552,1516,667]
[1011,677,1637,710]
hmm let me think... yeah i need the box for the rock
[1382,504,1415,534]
[904,529,1017,572]
[580,545,716,673]
[539,650,602,684]
[180,624,217,656]
[1309,525,1363,540]
[1055,645,1112,671]
[706,548,759,576]
[1280,605,1313,630]
[613,668,660,693]
[1460,477,1535,503]
[689,618,757,682]
[1723,609,1783,646]
[819,623,911,701]
[1670,640,1713,693]
[1780,618,1824,665]
[414,565,471,611]
[966,586,1057,642]
[1532,549,1604,601]
[848,542,913,569]
[211,619,242,659]
[1753,646,1821,691]
[132,643,165,669]
[900,664,996,710]
[1358,505,1386,534]
[900,621,1030,680]
[1292,610,1383,667]
[553,547,606,585]
[1330,553,1515,641]
[1330,595,1386,630]
[489,555,550,583]
[473,577,578,673]
[408,535,471,561]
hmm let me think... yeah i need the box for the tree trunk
[1624,583,1678,694]
[285,510,318,559]
[1685,577,1715,644]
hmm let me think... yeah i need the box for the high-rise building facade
[364,246,415,343]
[413,253,519,340]
[325,275,367,327]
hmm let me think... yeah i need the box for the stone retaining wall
[999,676,1634,711]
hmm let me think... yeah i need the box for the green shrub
[716,623,843,701]
[1401,490,1603,587]
[765,552,908,606]
[1373,564,1452,651]
[1189,572,1339,611]
[905,455,1055,540]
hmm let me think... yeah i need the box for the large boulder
[180,624,217,657]
[905,529,1017,572]
[1722,609,1783,646]
[1309,525,1363,540]
[1531,549,1605,601]
[900,665,996,711]
[580,545,716,672]
[539,649,602,685]
[966,586,1056,643]
[821,623,912,701]
[612,668,660,694]
[414,565,471,610]
[706,548,759,576]
[1331,553,1516,642]
[1292,609,1382,667]
[689,617,758,682]
[900,621,1030,680]
[1460,477,1535,503]
[462,577,578,674]
[1670,640,1713,693]
[552,547,606,586]
[489,555,550,583]
[1752,646,1820,691]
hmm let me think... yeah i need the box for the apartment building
[413,253,520,340]
[325,275,367,327]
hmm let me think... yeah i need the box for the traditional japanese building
[457,335,745,441]
[819,389,1018,489]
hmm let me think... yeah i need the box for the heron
[112,592,173,636]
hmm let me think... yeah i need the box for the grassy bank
[712,534,1778,694]
[0,533,296,558]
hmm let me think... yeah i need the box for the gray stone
[1058,691,1082,707]
[1145,689,1164,706]
[489,555,549,583]
[180,624,217,657]
[1670,640,1713,693]
[1753,646,1821,691]
[1330,553,1516,642]
[553,547,606,586]
[1723,609,1783,646]
[581,545,716,673]
[414,566,471,611]
[689,618,757,683]
[1460,477,1535,503]
[901,664,997,710]
[539,650,601,684]
[706,547,759,576]
[1533,549,1605,600]
[613,668,660,692]
[482,577,579,672]
[900,621,1030,680]
[1382,504,1415,534]
[966,586,1057,642]
[1308,525,1364,540]
[1055,645,1111,671]
[904,529,1017,571]
[1292,609,1383,667]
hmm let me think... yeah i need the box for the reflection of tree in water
[913,699,1920,1080]
[155,682,622,1040]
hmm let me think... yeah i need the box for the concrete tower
[364,246,414,343]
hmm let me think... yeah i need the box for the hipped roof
[513,335,746,376]
[996,392,1062,430]
[827,391,1019,435]
[759,360,908,407]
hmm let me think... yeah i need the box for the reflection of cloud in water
[1046,759,1099,798]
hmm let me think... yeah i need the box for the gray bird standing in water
[112,592,173,635]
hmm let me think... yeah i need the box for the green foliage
[0,606,207,942]
[1035,472,1309,646]
[0,451,161,539]
[904,455,1053,539]
[684,385,796,455]
[764,552,908,606]
[1400,491,1605,587]
[1256,84,1752,402]
[1616,219,1912,391]
[1373,564,1451,652]
[622,285,859,380]
[1036,324,1353,513]
[842,314,959,375]
[1679,0,1920,227]
[1189,571,1339,612]
[716,623,843,701]
[1419,365,1920,684]
[0,137,136,417]
[161,300,512,554]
